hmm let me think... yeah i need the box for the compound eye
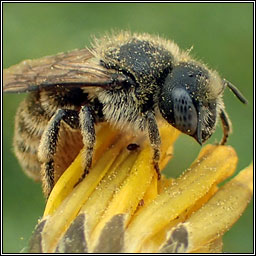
[171,87,198,135]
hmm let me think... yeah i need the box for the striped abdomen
[13,90,83,183]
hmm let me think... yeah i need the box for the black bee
[3,31,247,197]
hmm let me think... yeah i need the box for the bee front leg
[76,105,96,184]
[38,109,80,197]
[146,111,161,180]
[219,108,232,145]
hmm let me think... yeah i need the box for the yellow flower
[28,123,253,253]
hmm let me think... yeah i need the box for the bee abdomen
[13,93,49,181]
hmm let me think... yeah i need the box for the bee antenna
[223,79,248,104]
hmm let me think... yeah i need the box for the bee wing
[3,48,127,93]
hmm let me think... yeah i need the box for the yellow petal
[190,237,223,253]
[141,172,158,206]
[139,184,218,253]
[41,132,132,252]
[125,145,237,252]
[80,149,137,235]
[157,175,174,194]
[90,124,179,248]
[44,123,123,216]
[182,162,253,252]
[158,224,223,253]
[90,144,156,247]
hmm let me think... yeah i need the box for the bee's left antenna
[223,79,248,104]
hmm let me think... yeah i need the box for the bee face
[159,62,223,144]
[3,31,247,197]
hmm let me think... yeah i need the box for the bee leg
[146,111,161,180]
[39,109,80,197]
[219,108,232,145]
[76,105,96,185]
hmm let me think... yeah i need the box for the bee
[3,31,247,197]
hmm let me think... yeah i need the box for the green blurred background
[3,3,253,253]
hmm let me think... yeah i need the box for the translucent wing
[3,48,127,93]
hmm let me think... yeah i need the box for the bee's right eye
[160,87,198,136]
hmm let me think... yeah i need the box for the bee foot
[154,162,161,180]
[74,169,90,188]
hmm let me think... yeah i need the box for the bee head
[159,62,224,145]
